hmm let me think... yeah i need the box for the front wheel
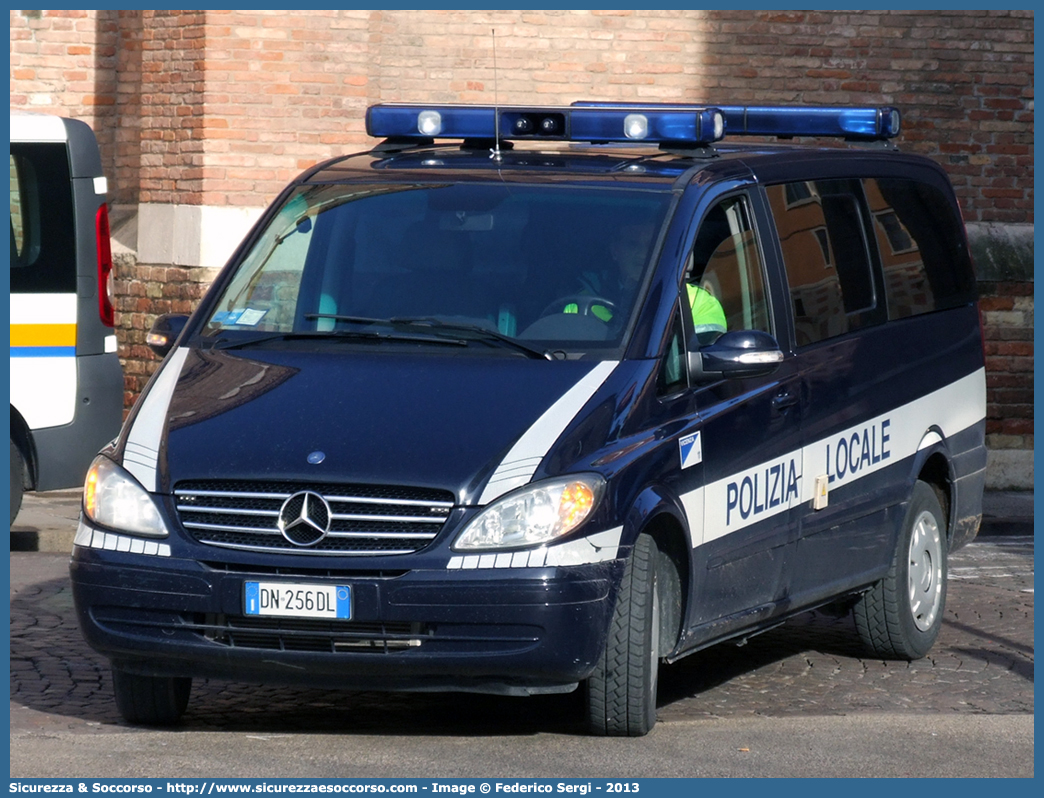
[112,667,191,725]
[854,480,948,659]
[585,533,660,736]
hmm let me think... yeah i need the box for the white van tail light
[95,202,115,327]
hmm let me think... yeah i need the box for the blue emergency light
[573,101,901,140]
[366,103,726,146]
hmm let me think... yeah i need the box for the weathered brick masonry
[10,9,1034,486]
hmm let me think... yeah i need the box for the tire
[112,667,191,725]
[10,440,25,526]
[585,533,660,736]
[854,480,947,659]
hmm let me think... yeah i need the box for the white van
[9,111,124,523]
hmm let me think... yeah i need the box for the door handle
[772,391,799,411]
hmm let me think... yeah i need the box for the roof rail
[571,102,901,141]
[365,103,726,147]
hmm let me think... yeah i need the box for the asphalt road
[8,492,1034,778]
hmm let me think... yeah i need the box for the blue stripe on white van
[10,347,76,358]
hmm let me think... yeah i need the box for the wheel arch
[914,444,955,546]
[10,405,37,490]
[622,486,692,658]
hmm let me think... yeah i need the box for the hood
[124,347,615,505]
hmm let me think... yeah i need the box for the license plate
[244,581,351,620]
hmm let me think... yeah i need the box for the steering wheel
[540,294,617,320]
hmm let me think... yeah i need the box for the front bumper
[69,523,624,696]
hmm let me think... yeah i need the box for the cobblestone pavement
[9,536,1033,737]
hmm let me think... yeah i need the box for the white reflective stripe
[123,347,190,492]
[478,361,619,505]
[685,367,987,546]
[74,522,171,557]
[918,431,943,451]
[680,487,704,548]
[445,526,623,570]
[94,176,108,195]
[544,526,622,566]
[10,293,77,325]
[73,521,94,548]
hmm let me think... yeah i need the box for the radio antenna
[491,28,502,162]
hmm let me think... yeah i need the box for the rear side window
[864,177,976,319]
[9,143,77,293]
[765,179,876,347]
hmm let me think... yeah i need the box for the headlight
[83,456,169,538]
[454,475,605,551]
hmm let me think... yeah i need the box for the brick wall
[978,278,1034,489]
[9,9,1034,484]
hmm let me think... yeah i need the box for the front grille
[175,480,454,556]
[206,614,427,653]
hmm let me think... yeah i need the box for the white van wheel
[112,667,191,725]
[854,481,947,659]
[10,440,25,525]
[585,533,659,736]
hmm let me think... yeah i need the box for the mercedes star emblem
[278,491,332,546]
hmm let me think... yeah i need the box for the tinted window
[9,143,77,293]
[864,177,976,319]
[766,180,875,346]
[205,183,672,357]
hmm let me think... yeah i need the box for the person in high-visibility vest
[687,281,727,334]
[563,224,727,333]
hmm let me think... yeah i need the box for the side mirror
[687,329,783,382]
[146,314,189,358]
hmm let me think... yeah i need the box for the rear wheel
[112,667,191,725]
[854,480,947,659]
[585,533,660,736]
[10,440,25,525]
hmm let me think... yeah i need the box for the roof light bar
[366,103,726,146]
[573,101,901,140]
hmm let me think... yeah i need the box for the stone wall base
[985,448,1034,490]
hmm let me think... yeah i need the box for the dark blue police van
[70,103,986,736]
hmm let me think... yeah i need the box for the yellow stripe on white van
[10,323,77,348]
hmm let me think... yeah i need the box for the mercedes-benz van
[70,103,986,736]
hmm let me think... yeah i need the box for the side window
[9,144,77,293]
[864,177,977,320]
[686,196,771,341]
[657,308,687,396]
[766,180,876,346]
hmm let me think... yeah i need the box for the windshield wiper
[305,313,551,360]
[205,328,466,351]
[387,317,552,360]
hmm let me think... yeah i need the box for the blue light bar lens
[366,105,498,139]
[367,104,726,145]
[572,102,901,140]
[724,106,900,139]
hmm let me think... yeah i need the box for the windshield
[203,181,672,357]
